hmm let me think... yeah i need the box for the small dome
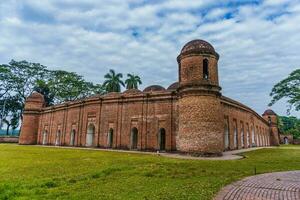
[263,109,277,116]
[26,92,44,102]
[123,89,142,94]
[180,39,216,55]
[103,92,121,97]
[143,85,166,92]
[167,82,179,91]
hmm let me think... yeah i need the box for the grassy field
[0,144,300,200]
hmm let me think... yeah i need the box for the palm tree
[103,69,125,92]
[125,73,142,89]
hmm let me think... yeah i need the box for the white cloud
[0,0,299,117]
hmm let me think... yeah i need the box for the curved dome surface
[27,92,44,101]
[123,89,142,94]
[143,85,166,92]
[263,109,277,116]
[167,82,179,91]
[181,39,216,55]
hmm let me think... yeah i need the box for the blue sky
[0,0,299,117]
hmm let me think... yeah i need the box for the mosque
[19,39,280,155]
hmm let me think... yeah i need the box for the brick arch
[86,123,95,147]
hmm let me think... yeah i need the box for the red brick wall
[221,96,271,150]
[36,92,178,151]
[0,137,19,143]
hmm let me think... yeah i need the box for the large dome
[263,109,277,116]
[180,39,216,55]
[167,82,179,91]
[143,85,166,92]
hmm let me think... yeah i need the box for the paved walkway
[215,171,300,200]
[162,147,274,160]
[35,145,272,160]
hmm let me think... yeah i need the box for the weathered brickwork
[19,39,280,155]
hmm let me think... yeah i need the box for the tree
[125,73,142,89]
[0,65,13,99]
[5,60,48,104]
[103,69,125,92]
[33,80,55,106]
[0,95,22,135]
[269,69,300,114]
[278,115,300,139]
[47,70,105,103]
[0,60,105,127]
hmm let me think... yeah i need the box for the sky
[0,0,299,117]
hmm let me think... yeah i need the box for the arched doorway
[233,122,238,149]
[158,128,166,151]
[246,126,250,148]
[55,130,61,146]
[42,130,48,145]
[284,137,289,144]
[224,121,229,150]
[86,124,95,147]
[70,130,76,146]
[240,124,244,148]
[251,126,255,147]
[108,128,113,148]
[130,127,138,150]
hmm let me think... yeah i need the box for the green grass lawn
[0,144,300,200]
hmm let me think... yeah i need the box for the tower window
[203,59,209,79]
[268,116,271,124]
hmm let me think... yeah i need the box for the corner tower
[177,39,224,155]
[19,92,45,145]
[262,109,280,146]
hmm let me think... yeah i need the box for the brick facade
[19,39,280,155]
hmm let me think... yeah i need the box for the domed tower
[177,39,224,155]
[19,92,45,145]
[262,109,280,146]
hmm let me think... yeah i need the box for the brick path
[35,144,272,160]
[215,171,300,200]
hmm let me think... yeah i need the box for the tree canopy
[103,69,125,92]
[125,73,142,89]
[0,60,107,133]
[0,60,143,134]
[269,69,300,114]
[278,115,300,139]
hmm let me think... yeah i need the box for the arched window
[233,120,238,149]
[256,127,259,146]
[70,130,76,146]
[284,137,289,144]
[131,127,138,150]
[268,116,271,124]
[240,122,244,148]
[86,124,95,147]
[203,59,209,79]
[42,130,48,145]
[108,128,114,148]
[224,118,230,150]
[55,130,61,146]
[251,126,255,147]
[246,124,250,148]
[158,128,166,151]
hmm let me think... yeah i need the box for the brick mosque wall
[35,90,178,151]
[0,136,19,143]
[221,96,271,150]
[19,39,279,154]
[20,89,273,153]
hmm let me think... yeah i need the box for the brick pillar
[262,109,280,146]
[176,39,224,156]
[19,92,45,145]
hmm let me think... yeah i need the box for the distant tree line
[0,60,142,135]
[269,68,299,139]
[278,116,300,139]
